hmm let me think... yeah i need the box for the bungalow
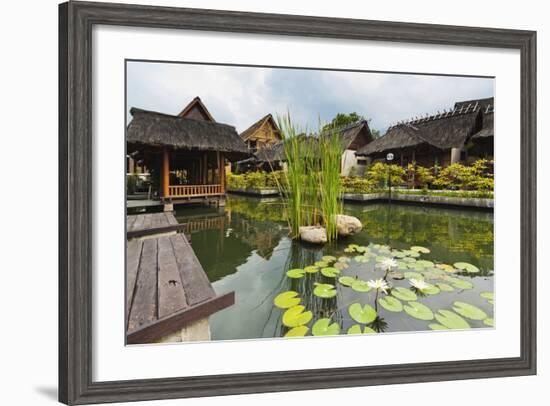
[356,97,494,167]
[239,119,374,175]
[126,97,249,207]
[240,114,282,152]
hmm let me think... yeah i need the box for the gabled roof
[327,120,373,151]
[127,108,250,161]
[177,96,216,122]
[240,114,282,141]
[357,98,492,156]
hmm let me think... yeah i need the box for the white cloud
[127,61,493,134]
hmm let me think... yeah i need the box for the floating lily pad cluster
[275,242,493,338]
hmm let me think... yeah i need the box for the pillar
[451,147,462,164]
[162,148,170,198]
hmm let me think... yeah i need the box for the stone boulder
[335,214,363,237]
[299,226,327,244]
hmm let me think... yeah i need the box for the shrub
[365,162,406,187]
[341,176,377,194]
[226,171,285,190]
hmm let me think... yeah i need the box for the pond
[174,195,494,340]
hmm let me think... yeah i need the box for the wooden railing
[168,184,223,198]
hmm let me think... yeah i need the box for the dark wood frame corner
[59,1,537,404]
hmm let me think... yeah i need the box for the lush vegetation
[227,171,283,190]
[342,159,494,195]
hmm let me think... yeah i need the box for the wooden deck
[126,213,234,344]
[126,212,186,238]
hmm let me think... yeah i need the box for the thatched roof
[356,124,425,155]
[177,96,216,122]
[472,104,494,139]
[240,114,281,141]
[253,141,286,162]
[357,97,493,157]
[328,120,373,151]
[127,108,250,161]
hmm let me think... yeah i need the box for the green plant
[365,162,406,188]
[126,174,138,194]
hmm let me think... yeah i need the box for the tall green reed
[273,114,343,242]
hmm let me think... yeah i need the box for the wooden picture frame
[59,1,537,404]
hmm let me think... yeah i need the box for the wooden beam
[220,153,225,193]
[162,148,170,198]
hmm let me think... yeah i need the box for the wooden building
[356,97,494,167]
[127,97,249,205]
[240,114,282,152]
[236,119,374,175]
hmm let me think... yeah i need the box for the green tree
[322,112,363,132]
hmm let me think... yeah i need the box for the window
[357,159,367,165]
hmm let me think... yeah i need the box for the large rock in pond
[299,226,327,244]
[336,214,363,237]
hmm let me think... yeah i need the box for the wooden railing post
[162,148,170,198]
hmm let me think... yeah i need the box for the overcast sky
[126,61,494,134]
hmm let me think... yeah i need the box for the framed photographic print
[59,1,536,404]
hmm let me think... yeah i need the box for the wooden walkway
[127,212,186,238]
[126,213,234,344]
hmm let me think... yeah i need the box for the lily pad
[315,261,329,268]
[338,276,356,287]
[322,255,337,263]
[391,287,417,301]
[402,257,417,263]
[404,272,424,280]
[480,291,494,300]
[347,324,376,334]
[313,283,337,298]
[435,310,471,329]
[274,291,301,309]
[378,296,403,312]
[436,263,456,273]
[429,323,448,331]
[452,302,488,320]
[392,251,407,258]
[403,250,420,258]
[321,267,340,277]
[483,318,495,327]
[351,279,372,292]
[416,260,435,267]
[282,305,313,327]
[403,302,434,321]
[348,303,377,324]
[338,256,351,263]
[421,284,441,295]
[304,265,319,274]
[311,318,340,336]
[286,268,306,278]
[454,262,480,274]
[284,326,309,337]
[436,283,455,292]
[448,277,474,290]
[354,255,369,263]
[411,246,430,254]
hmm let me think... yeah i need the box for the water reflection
[174,195,494,340]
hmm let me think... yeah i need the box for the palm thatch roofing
[246,119,372,164]
[240,114,282,141]
[357,97,493,157]
[472,103,494,139]
[177,96,216,122]
[127,108,250,161]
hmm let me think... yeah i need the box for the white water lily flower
[381,258,397,270]
[409,278,429,290]
[367,278,390,294]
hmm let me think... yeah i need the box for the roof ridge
[130,107,236,130]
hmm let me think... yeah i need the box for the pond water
[174,195,494,340]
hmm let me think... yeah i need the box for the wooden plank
[126,239,144,323]
[170,234,215,306]
[132,214,145,231]
[126,223,187,239]
[142,213,153,230]
[127,238,158,334]
[165,212,178,225]
[157,236,187,319]
[127,215,137,231]
[127,292,234,344]
[151,213,164,229]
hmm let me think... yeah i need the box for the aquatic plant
[275,114,343,242]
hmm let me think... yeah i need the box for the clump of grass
[274,114,343,242]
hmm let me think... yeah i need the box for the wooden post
[220,153,225,193]
[162,148,170,198]
[203,153,208,185]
